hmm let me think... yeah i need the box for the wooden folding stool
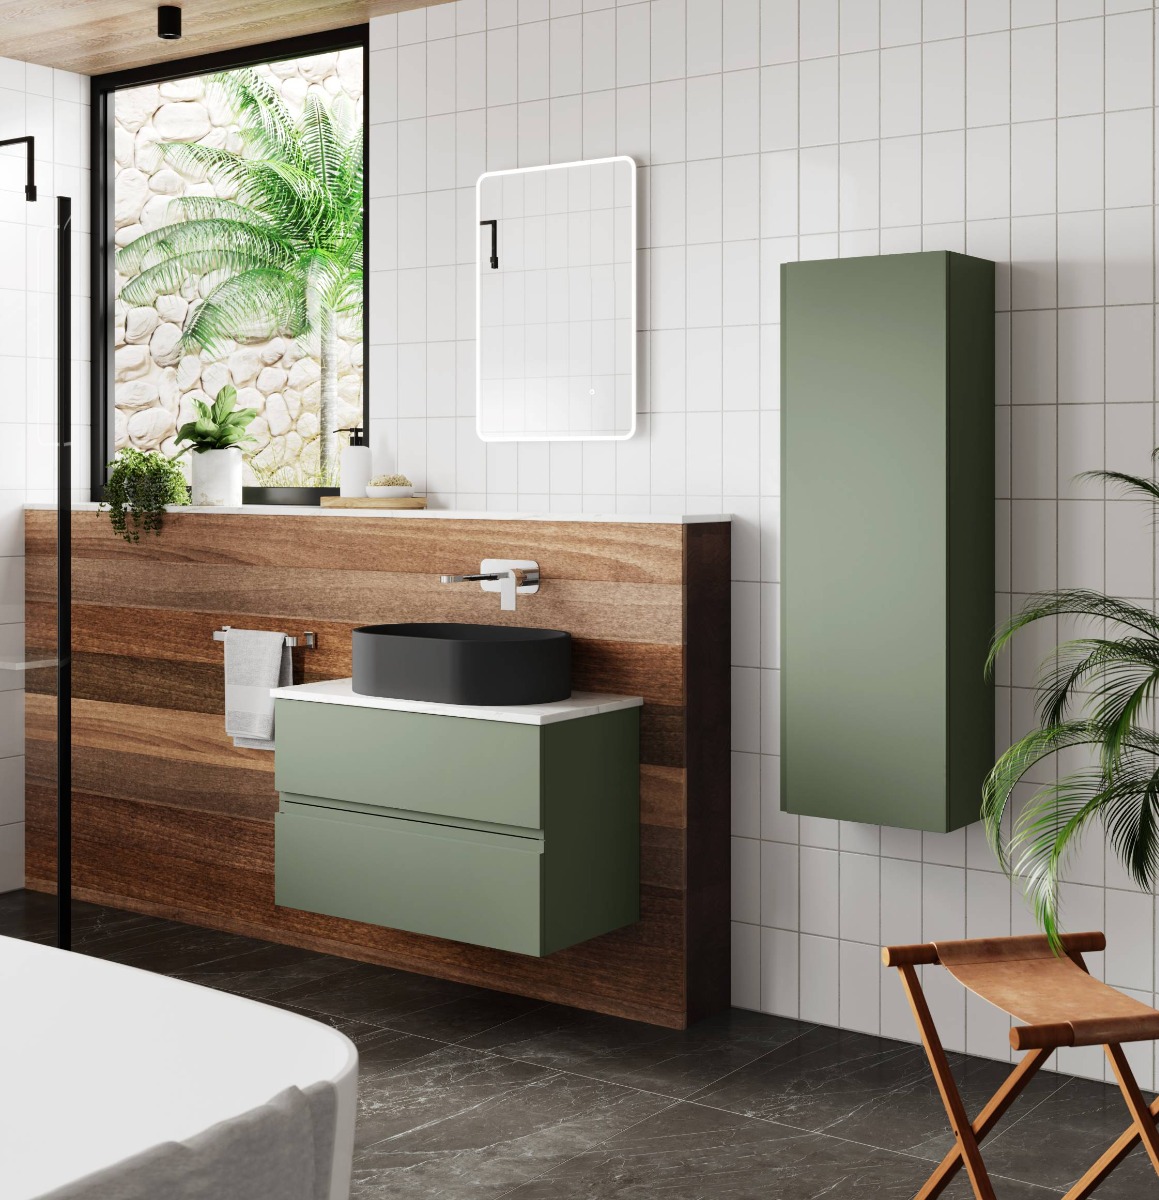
[883,932,1159,1200]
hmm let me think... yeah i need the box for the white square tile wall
[369,0,1155,1087]
[0,55,91,892]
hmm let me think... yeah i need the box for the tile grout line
[488,1094,690,1200]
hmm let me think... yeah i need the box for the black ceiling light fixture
[157,5,182,39]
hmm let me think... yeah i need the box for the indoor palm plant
[175,383,258,506]
[115,67,363,482]
[985,456,1159,947]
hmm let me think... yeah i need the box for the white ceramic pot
[191,447,243,507]
[366,485,413,499]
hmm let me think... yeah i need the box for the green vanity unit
[272,681,642,956]
[781,251,995,832]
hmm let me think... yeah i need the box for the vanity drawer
[274,699,542,829]
[275,803,544,956]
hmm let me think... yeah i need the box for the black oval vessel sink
[352,622,572,706]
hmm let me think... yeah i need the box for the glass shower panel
[0,161,76,947]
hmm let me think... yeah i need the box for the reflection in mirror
[476,156,637,442]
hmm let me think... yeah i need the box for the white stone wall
[113,50,364,482]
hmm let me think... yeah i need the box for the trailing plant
[985,452,1159,948]
[175,384,258,454]
[116,67,363,479]
[102,448,189,542]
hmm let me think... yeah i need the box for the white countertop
[273,678,644,726]
[29,502,730,525]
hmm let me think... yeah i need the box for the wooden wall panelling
[683,522,733,1021]
[24,510,731,1028]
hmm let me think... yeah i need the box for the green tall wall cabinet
[780,251,995,832]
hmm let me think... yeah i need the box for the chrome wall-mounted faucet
[440,559,541,612]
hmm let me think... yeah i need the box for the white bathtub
[0,934,358,1200]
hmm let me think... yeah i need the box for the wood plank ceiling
[0,0,450,76]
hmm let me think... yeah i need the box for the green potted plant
[985,452,1159,947]
[102,447,190,542]
[175,384,258,507]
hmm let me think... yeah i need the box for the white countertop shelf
[272,678,644,726]
[29,503,730,525]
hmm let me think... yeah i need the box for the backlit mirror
[476,156,637,442]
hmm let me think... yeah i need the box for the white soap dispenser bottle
[339,427,372,498]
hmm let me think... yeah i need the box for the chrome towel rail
[213,626,317,649]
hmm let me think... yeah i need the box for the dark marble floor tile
[0,892,175,950]
[690,1025,936,1132]
[936,1179,1058,1199]
[353,1027,451,1077]
[350,1043,670,1199]
[69,900,177,948]
[263,1000,407,1044]
[979,1075,1159,1197]
[383,990,548,1043]
[822,1048,1068,1161]
[687,1023,1068,1164]
[0,889,56,942]
[172,940,360,999]
[355,1043,551,1149]
[463,1005,813,1100]
[500,1100,1050,1200]
[257,999,447,1076]
[263,1000,446,1077]
[261,998,449,1078]
[80,920,259,973]
[266,960,507,1030]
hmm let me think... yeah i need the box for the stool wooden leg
[1060,1047,1159,1200]
[1060,1097,1159,1200]
[1106,1043,1159,1174]
[898,964,998,1200]
[916,1047,1051,1200]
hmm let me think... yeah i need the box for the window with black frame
[93,28,367,505]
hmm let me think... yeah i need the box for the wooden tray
[319,496,428,510]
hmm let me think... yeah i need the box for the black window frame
[90,24,370,500]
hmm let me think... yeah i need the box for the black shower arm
[480,218,498,269]
[0,135,36,202]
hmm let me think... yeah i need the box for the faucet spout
[438,561,541,612]
[439,570,520,609]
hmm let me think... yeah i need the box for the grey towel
[40,1082,339,1200]
[224,628,291,751]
